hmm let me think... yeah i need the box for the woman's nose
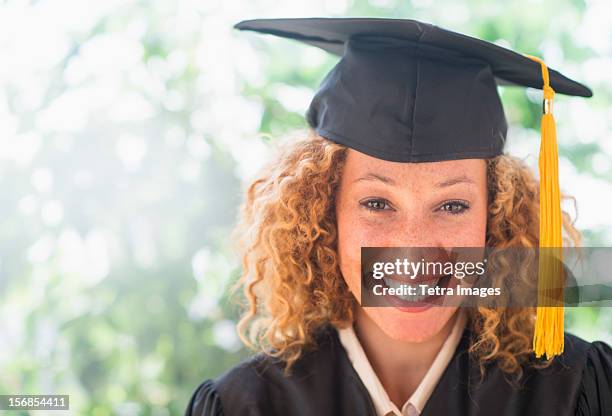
[380,215,442,248]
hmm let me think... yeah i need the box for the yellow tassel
[524,54,564,359]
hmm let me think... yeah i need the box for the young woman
[185,18,612,416]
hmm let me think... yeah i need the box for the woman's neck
[353,308,458,409]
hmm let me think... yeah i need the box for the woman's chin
[365,306,458,343]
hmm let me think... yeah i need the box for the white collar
[337,311,467,416]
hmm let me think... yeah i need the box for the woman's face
[335,149,488,342]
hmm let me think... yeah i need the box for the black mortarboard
[233,17,593,359]
[234,17,592,163]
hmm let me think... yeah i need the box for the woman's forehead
[342,148,487,182]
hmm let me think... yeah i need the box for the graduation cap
[234,17,593,359]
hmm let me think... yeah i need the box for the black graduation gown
[185,325,612,416]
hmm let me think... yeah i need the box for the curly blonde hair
[230,130,581,381]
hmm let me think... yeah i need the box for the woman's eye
[360,198,392,212]
[439,200,470,215]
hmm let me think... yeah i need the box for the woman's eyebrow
[352,173,397,186]
[435,174,476,188]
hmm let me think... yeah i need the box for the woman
[185,18,612,416]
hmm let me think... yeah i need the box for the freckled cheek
[339,213,397,292]
[461,224,487,246]
[449,209,488,246]
[434,218,487,246]
[339,212,384,248]
[338,214,388,291]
